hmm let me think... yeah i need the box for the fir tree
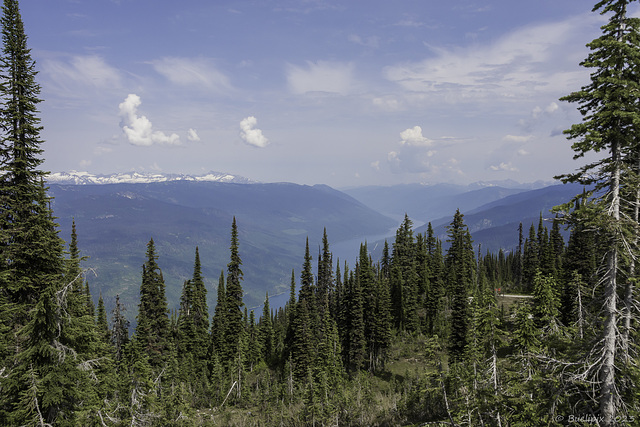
[189,247,209,361]
[558,1,640,421]
[210,270,226,357]
[111,294,129,363]
[445,209,475,363]
[223,217,244,363]
[522,223,539,292]
[96,293,110,344]
[316,228,333,320]
[344,269,365,372]
[0,2,96,422]
[260,292,274,364]
[135,238,170,369]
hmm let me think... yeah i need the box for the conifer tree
[135,238,170,369]
[344,269,365,372]
[391,214,418,331]
[111,294,129,363]
[445,209,475,362]
[522,223,539,292]
[298,238,316,315]
[316,228,333,319]
[0,1,98,422]
[189,247,209,360]
[532,271,561,331]
[425,224,445,336]
[223,217,245,363]
[292,298,313,381]
[358,243,376,368]
[96,293,110,344]
[260,292,274,364]
[210,270,226,357]
[557,1,640,422]
[371,269,392,370]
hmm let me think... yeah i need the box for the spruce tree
[210,270,226,357]
[111,294,129,363]
[189,247,209,362]
[316,228,333,320]
[522,223,539,292]
[344,269,365,372]
[223,217,244,363]
[0,1,98,422]
[445,209,475,362]
[260,292,274,364]
[558,1,640,422]
[135,238,170,369]
[96,293,110,344]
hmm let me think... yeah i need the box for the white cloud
[400,126,434,147]
[372,96,401,111]
[239,116,269,148]
[383,14,597,104]
[187,128,201,142]
[489,162,518,172]
[532,101,560,118]
[503,134,533,143]
[287,61,355,95]
[151,57,232,92]
[41,55,121,96]
[118,94,181,146]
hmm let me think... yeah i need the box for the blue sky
[19,0,626,187]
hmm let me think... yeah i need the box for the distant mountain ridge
[47,170,255,185]
[48,180,396,321]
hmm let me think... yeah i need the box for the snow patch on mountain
[47,171,256,185]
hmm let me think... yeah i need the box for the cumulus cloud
[118,94,181,146]
[532,101,559,118]
[489,162,518,172]
[239,116,269,148]
[287,61,355,95]
[187,128,201,142]
[150,57,232,92]
[385,126,460,176]
[400,126,434,147]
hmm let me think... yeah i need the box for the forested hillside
[1,0,639,426]
[46,181,396,315]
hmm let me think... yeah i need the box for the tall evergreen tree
[210,270,226,357]
[260,292,274,364]
[445,209,475,362]
[111,294,129,363]
[0,2,98,423]
[223,217,245,363]
[190,247,209,353]
[316,228,333,320]
[558,0,640,422]
[522,223,539,292]
[135,238,170,369]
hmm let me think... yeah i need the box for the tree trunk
[621,152,640,362]
[600,138,620,426]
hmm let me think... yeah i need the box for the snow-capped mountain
[47,171,256,185]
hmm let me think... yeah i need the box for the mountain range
[46,172,585,321]
[48,170,255,185]
[47,177,395,319]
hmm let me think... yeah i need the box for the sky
[18,0,632,187]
